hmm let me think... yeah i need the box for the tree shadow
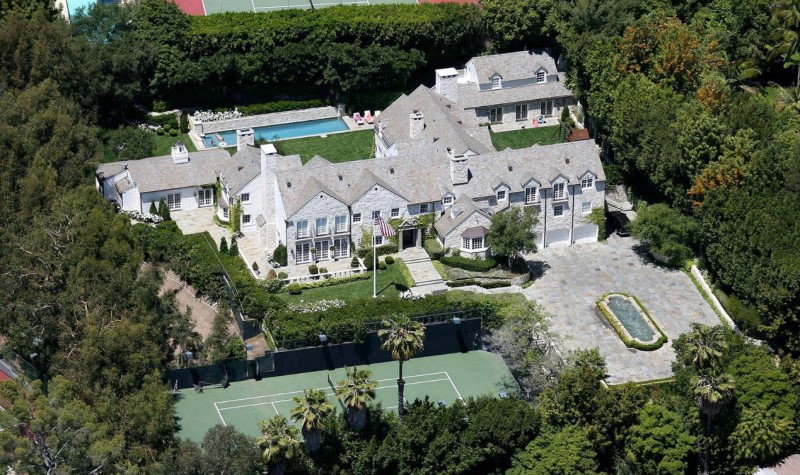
[527,260,551,281]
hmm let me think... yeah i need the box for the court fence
[166,316,482,390]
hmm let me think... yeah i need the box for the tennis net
[327,372,337,393]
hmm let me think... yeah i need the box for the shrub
[281,272,370,292]
[308,264,319,275]
[561,105,570,123]
[319,267,328,274]
[385,255,395,265]
[350,255,360,268]
[229,236,238,256]
[149,202,158,214]
[156,127,165,136]
[378,262,387,270]
[631,203,698,268]
[266,269,277,279]
[236,99,329,116]
[219,236,228,253]
[362,250,375,271]
[162,123,171,132]
[158,198,171,221]
[277,271,288,279]
[272,244,287,267]
[169,129,178,137]
[152,100,169,112]
[440,255,499,272]
[261,278,283,293]
[180,113,190,133]
[424,238,445,260]
[252,261,259,272]
[286,283,302,295]
[357,242,398,258]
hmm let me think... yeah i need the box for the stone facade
[286,192,350,265]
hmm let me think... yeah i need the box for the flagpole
[372,220,377,298]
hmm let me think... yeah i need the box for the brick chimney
[409,112,425,139]
[448,148,468,185]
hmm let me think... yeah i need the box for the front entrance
[402,229,417,250]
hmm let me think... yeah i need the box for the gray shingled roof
[276,140,602,218]
[470,51,558,82]
[223,146,261,195]
[434,198,492,237]
[97,148,231,193]
[375,85,494,156]
[456,73,573,109]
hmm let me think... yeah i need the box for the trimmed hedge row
[357,242,398,258]
[446,279,512,289]
[424,238,445,260]
[596,292,668,351]
[216,99,330,116]
[280,271,371,294]
[440,255,499,272]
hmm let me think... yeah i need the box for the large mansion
[96,51,604,268]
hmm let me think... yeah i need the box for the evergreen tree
[149,201,158,215]
[229,236,238,256]
[219,236,228,253]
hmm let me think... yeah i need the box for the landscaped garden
[273,129,374,164]
[489,125,567,150]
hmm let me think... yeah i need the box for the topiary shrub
[362,250,375,271]
[278,271,288,279]
[285,283,302,295]
[308,264,319,275]
[219,236,228,253]
[560,105,570,123]
[266,269,277,279]
[378,262,387,270]
[180,113,190,133]
[318,267,328,274]
[169,129,178,137]
[156,127,165,136]
[251,261,259,273]
[385,255,395,265]
[272,244,287,267]
[350,255,360,268]
[229,236,238,256]
[149,202,158,215]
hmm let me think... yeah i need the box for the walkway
[399,248,447,295]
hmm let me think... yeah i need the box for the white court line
[219,377,451,411]
[251,0,256,13]
[270,402,280,415]
[444,372,463,401]
[214,402,226,426]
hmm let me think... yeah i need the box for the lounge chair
[365,110,374,124]
[353,112,365,125]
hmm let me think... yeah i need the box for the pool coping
[190,118,361,151]
[596,292,668,351]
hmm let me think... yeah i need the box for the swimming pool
[201,117,349,148]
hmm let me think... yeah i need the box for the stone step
[414,278,444,287]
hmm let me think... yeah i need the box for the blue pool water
[606,296,655,341]
[201,117,349,148]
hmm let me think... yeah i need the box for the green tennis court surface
[175,351,517,441]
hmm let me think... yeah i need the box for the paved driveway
[522,236,719,384]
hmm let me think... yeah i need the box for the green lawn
[490,125,567,151]
[98,127,200,163]
[279,259,413,303]
[273,129,374,164]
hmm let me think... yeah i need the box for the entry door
[488,107,503,124]
[540,100,553,117]
[198,188,213,207]
[315,240,329,260]
[515,104,528,121]
[295,243,310,263]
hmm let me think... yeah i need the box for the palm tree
[256,415,301,475]
[335,367,377,430]
[290,388,334,452]
[770,0,800,86]
[773,83,800,113]
[683,324,727,370]
[692,372,735,475]
[378,316,425,419]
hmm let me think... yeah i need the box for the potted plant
[330,245,337,261]
[310,247,317,262]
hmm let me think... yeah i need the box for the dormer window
[536,71,546,83]
[442,195,453,207]
[581,176,594,189]
[525,186,538,204]
[496,190,507,201]
[553,182,566,200]
[491,76,501,90]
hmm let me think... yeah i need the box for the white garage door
[535,231,544,249]
[572,224,598,245]
[545,228,570,247]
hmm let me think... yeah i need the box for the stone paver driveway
[522,236,719,384]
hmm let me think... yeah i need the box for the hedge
[424,238,445,260]
[440,255,499,272]
[279,271,371,292]
[595,292,668,351]
[357,242,398,258]
[446,279,512,289]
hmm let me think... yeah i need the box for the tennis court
[179,0,417,16]
[175,350,517,441]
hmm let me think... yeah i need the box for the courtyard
[523,235,720,385]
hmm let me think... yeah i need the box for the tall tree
[623,404,696,475]
[692,372,735,475]
[256,416,301,475]
[486,206,538,267]
[770,0,800,85]
[290,388,334,452]
[335,367,377,431]
[508,425,599,475]
[200,425,262,475]
[378,316,425,419]
[680,324,728,370]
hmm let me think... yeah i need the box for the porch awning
[461,226,489,238]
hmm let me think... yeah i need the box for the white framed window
[242,214,251,225]
[462,237,470,249]
[462,237,485,250]
[333,238,349,257]
[581,176,594,189]
[443,195,453,206]
[167,193,181,210]
[554,204,564,217]
[295,242,310,263]
[372,210,381,219]
[375,235,383,245]
[353,213,362,224]
[315,240,329,260]
[536,71,546,83]
[240,193,250,203]
[553,182,565,200]
[515,104,528,121]
[297,220,309,238]
[419,203,429,214]
[335,215,347,233]
[198,188,213,207]
[316,217,328,235]
[540,100,553,117]
[582,201,592,214]
[222,208,229,219]
[488,107,503,124]
[391,208,400,218]
[491,76,501,89]
[496,190,507,201]
[525,186,538,203]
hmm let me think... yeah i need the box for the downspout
[543,191,548,248]
[570,184,575,245]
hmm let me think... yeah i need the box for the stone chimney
[171,141,189,164]
[435,68,459,103]
[448,148,469,185]
[236,128,255,151]
[409,112,425,139]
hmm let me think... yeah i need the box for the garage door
[545,228,570,247]
[572,224,598,245]
[535,231,544,249]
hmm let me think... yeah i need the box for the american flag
[373,217,396,237]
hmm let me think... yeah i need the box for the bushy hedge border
[424,238,445,260]
[357,242,398,258]
[215,99,330,116]
[440,255,499,272]
[446,279,512,289]
[279,271,371,293]
[595,292,668,351]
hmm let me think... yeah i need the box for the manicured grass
[98,127,200,163]
[273,129,374,164]
[490,125,567,151]
[279,259,413,303]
